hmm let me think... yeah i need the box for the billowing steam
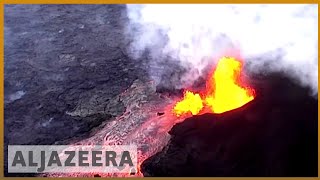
[125,4,318,96]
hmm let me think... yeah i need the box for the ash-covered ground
[4,5,318,177]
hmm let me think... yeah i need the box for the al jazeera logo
[8,145,138,173]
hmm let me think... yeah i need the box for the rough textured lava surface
[4,5,183,177]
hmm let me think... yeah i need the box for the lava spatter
[173,56,255,116]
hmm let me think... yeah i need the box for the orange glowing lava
[173,56,255,116]
[174,91,203,116]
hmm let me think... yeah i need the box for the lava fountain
[173,56,255,116]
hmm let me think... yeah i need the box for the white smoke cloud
[126,4,318,95]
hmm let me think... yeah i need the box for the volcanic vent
[173,56,255,116]
[141,56,318,177]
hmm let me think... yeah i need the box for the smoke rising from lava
[125,4,318,96]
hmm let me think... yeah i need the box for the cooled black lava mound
[141,73,318,177]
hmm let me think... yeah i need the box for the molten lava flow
[173,56,255,116]
[205,57,255,113]
[173,91,203,116]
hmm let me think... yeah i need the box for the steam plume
[125,4,318,96]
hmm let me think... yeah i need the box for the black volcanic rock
[141,73,318,177]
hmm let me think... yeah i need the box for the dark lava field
[5,5,144,146]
